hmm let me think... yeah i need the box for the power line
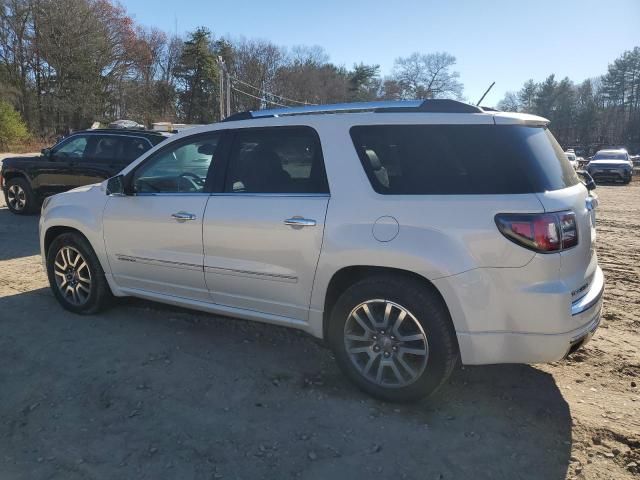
[230,76,315,106]
[231,86,289,108]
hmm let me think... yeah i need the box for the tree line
[1,0,638,153]
[0,0,462,138]
[498,47,640,152]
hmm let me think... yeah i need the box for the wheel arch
[321,265,458,343]
[43,225,89,258]
[2,169,29,184]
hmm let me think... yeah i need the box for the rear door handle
[171,211,197,221]
[284,217,316,227]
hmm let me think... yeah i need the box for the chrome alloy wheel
[343,299,429,388]
[7,184,26,211]
[53,246,92,305]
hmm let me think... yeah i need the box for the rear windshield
[350,124,579,194]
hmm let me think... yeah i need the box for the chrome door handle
[171,211,197,221]
[284,217,316,227]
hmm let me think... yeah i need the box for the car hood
[589,160,631,167]
[0,154,40,166]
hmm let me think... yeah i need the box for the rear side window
[224,126,329,194]
[121,137,152,162]
[350,125,579,194]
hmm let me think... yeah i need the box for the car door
[102,132,225,302]
[35,134,91,195]
[66,134,137,188]
[203,126,330,321]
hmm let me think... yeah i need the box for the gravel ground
[0,173,638,480]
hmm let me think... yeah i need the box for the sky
[122,0,639,106]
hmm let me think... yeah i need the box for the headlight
[41,196,52,212]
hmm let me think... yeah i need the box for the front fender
[39,184,122,295]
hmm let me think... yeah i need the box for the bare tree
[497,91,519,112]
[392,52,463,99]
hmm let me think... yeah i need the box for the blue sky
[122,0,639,106]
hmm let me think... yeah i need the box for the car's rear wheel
[46,232,111,314]
[5,177,36,214]
[328,274,459,402]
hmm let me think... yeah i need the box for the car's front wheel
[5,177,37,214]
[328,274,459,402]
[46,232,111,314]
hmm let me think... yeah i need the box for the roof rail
[222,99,483,122]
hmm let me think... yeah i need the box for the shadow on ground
[0,286,571,480]
[0,207,40,261]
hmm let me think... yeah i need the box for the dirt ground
[0,173,638,480]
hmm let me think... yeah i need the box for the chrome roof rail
[222,99,483,122]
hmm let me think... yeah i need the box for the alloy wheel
[7,184,26,211]
[343,299,429,388]
[53,246,92,305]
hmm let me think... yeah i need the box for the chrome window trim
[133,192,211,197]
[209,192,330,198]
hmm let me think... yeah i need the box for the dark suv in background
[1,129,167,214]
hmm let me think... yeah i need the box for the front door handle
[171,211,197,222]
[284,217,316,227]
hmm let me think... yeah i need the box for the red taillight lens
[495,211,578,253]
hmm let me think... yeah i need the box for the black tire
[46,232,112,314]
[4,177,37,214]
[328,274,459,402]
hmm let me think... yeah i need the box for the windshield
[593,152,628,160]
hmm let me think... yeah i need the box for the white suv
[39,100,604,402]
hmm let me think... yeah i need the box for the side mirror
[577,170,596,191]
[106,174,127,196]
[41,148,51,159]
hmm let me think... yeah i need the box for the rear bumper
[452,266,604,365]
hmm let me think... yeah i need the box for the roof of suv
[72,128,167,139]
[221,99,549,127]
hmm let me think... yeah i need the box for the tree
[533,74,558,120]
[391,52,463,99]
[497,91,519,112]
[0,99,28,149]
[518,79,537,112]
[173,27,218,123]
[348,63,380,101]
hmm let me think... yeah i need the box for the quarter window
[350,124,579,195]
[133,134,221,193]
[224,127,329,194]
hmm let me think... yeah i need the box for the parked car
[39,100,604,402]
[1,129,167,214]
[565,150,578,169]
[587,148,633,184]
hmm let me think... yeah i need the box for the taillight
[495,211,578,253]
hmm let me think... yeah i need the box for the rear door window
[350,124,579,194]
[224,126,329,194]
[121,137,153,162]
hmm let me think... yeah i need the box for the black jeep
[1,129,167,214]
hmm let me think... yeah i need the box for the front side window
[350,124,579,195]
[133,134,221,193]
[52,135,89,159]
[224,126,329,194]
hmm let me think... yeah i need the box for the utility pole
[218,56,225,120]
[226,67,231,118]
[218,56,232,119]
